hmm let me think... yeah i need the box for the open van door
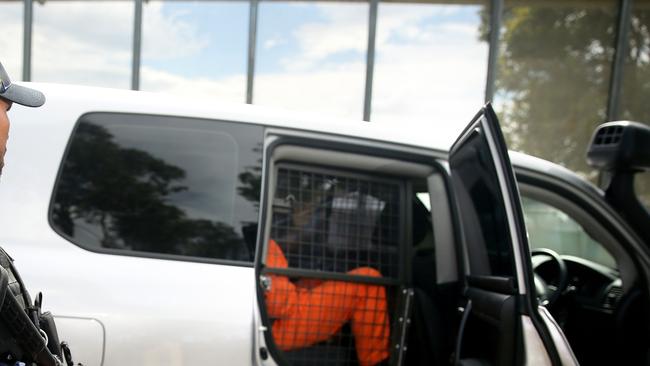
[449,104,578,366]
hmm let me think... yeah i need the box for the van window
[51,113,263,263]
[522,196,616,269]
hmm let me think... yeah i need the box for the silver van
[1,83,648,366]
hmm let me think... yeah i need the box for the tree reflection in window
[51,115,263,262]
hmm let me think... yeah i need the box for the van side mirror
[587,121,650,244]
[587,121,650,172]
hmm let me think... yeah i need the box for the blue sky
[257,2,368,73]
[143,2,485,86]
[257,3,328,72]
[142,2,249,79]
[140,2,372,76]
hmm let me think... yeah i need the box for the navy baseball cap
[0,61,45,107]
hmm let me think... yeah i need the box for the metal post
[246,0,259,104]
[485,0,503,103]
[22,0,33,81]
[363,0,378,122]
[607,0,633,121]
[131,0,143,91]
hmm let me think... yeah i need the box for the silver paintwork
[521,316,552,366]
[538,306,579,366]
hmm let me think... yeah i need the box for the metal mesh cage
[263,165,405,366]
[270,166,402,279]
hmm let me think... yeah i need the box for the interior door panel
[461,281,519,366]
[448,104,565,366]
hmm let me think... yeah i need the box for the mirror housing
[586,121,650,244]
[587,121,650,172]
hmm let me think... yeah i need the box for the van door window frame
[253,130,448,366]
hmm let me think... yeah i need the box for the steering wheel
[531,248,568,307]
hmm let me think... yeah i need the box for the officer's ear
[0,97,11,112]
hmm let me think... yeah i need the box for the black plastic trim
[467,275,517,295]
[262,267,401,286]
[434,158,467,287]
[404,180,414,285]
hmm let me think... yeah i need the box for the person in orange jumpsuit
[264,239,390,366]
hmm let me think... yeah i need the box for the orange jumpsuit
[265,239,389,366]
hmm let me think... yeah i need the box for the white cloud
[291,19,366,64]
[140,66,245,103]
[438,23,481,37]
[34,2,133,51]
[274,3,368,71]
[369,5,487,140]
[28,1,133,88]
[253,3,487,139]
[255,61,366,120]
[5,1,211,89]
[3,1,487,142]
[141,3,209,60]
[2,2,243,105]
[376,6,438,45]
[263,37,286,50]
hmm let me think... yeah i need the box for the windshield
[522,196,617,269]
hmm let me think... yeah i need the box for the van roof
[23,82,458,152]
[16,82,602,198]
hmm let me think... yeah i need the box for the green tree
[482,1,650,204]
[237,143,263,205]
[620,4,650,205]
[484,4,615,177]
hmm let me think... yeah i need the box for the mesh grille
[263,165,404,366]
[271,166,401,279]
[265,272,391,366]
[594,125,624,146]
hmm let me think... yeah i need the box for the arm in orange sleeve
[265,240,297,318]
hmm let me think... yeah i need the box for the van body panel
[0,83,639,365]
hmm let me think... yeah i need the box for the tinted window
[449,125,515,277]
[51,113,263,263]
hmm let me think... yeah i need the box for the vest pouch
[39,312,62,360]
